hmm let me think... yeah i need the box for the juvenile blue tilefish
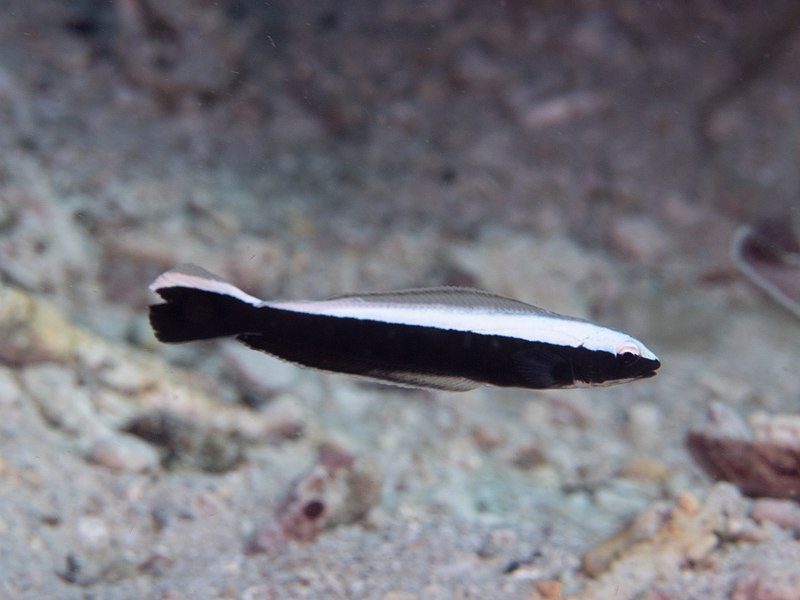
[148,265,660,391]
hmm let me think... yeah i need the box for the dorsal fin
[322,287,551,314]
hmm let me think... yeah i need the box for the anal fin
[365,369,480,392]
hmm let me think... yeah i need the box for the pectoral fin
[512,346,573,389]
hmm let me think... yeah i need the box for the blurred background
[1,0,798,311]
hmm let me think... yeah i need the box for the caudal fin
[148,266,263,343]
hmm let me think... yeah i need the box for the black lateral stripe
[235,306,584,390]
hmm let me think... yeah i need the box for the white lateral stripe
[150,271,264,306]
[269,300,654,357]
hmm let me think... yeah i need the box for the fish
[148,265,660,391]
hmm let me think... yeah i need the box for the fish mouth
[631,360,660,381]
[642,358,661,379]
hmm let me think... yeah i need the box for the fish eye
[615,342,642,367]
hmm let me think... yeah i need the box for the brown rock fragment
[534,578,563,599]
[618,457,671,483]
[686,403,800,500]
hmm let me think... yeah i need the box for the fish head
[511,335,660,389]
[570,336,661,387]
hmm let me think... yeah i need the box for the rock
[731,553,800,600]
[517,92,610,129]
[2,280,292,472]
[247,442,381,553]
[0,367,20,408]
[75,516,111,550]
[0,283,91,366]
[618,456,670,483]
[751,498,800,532]
[258,393,310,443]
[222,340,299,399]
[20,365,107,441]
[687,404,800,499]
[86,435,161,472]
[751,413,800,451]
[124,411,246,473]
[533,579,563,599]
[581,484,748,597]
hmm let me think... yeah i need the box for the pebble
[510,444,547,470]
[751,498,800,532]
[222,340,299,397]
[674,491,700,515]
[751,413,800,451]
[733,568,800,600]
[0,282,83,365]
[470,423,507,451]
[20,364,102,440]
[619,457,670,483]
[383,592,418,600]
[519,92,610,129]
[0,367,20,407]
[534,579,562,599]
[76,516,110,549]
[259,393,309,443]
[86,435,160,472]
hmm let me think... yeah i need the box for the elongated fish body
[148,266,660,391]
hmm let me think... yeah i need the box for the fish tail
[148,267,262,343]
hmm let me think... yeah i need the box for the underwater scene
[1,1,799,598]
